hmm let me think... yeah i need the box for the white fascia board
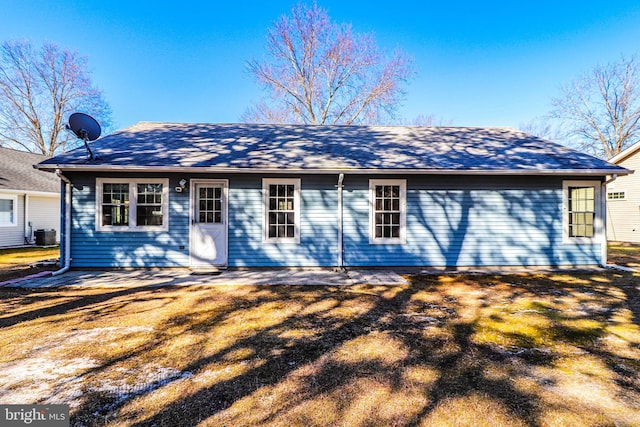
[609,141,640,164]
[34,164,631,176]
[0,188,59,197]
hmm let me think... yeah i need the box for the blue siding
[343,175,601,267]
[67,173,190,268]
[228,175,338,267]
[66,173,602,268]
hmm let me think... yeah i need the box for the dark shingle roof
[37,122,627,175]
[0,147,60,193]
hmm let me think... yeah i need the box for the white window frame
[0,194,18,227]
[606,191,626,201]
[562,180,601,244]
[96,178,169,232]
[369,179,407,245]
[262,178,301,244]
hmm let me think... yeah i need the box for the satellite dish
[67,112,101,159]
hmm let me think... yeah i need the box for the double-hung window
[369,179,406,244]
[0,195,17,227]
[563,180,600,242]
[263,178,300,243]
[96,178,169,232]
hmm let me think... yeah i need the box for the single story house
[35,122,628,270]
[606,141,640,243]
[0,147,61,247]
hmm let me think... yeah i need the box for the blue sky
[2,0,640,131]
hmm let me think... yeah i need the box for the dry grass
[0,271,639,426]
[609,242,640,268]
[0,246,59,282]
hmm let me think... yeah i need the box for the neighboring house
[0,147,61,247]
[606,141,640,243]
[35,123,628,270]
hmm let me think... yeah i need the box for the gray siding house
[606,141,640,243]
[0,147,61,247]
[36,123,627,269]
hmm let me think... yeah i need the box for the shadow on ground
[0,271,638,426]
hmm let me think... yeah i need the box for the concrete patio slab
[9,269,408,288]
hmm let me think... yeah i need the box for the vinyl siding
[65,173,602,268]
[607,153,640,243]
[66,173,190,268]
[228,175,337,267]
[343,176,600,267]
[0,193,25,247]
[27,195,60,242]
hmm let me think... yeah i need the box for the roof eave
[33,163,632,176]
[0,188,60,197]
[610,141,640,164]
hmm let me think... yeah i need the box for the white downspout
[24,193,29,244]
[53,170,72,276]
[337,173,344,270]
[601,174,618,267]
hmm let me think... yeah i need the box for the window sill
[369,238,406,245]
[263,238,300,244]
[562,237,599,245]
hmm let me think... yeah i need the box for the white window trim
[606,191,626,201]
[0,194,17,227]
[262,178,301,244]
[96,178,169,232]
[562,180,602,244]
[369,179,407,245]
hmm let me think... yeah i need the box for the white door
[190,180,228,267]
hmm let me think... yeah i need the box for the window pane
[373,184,403,240]
[568,186,595,238]
[102,183,130,226]
[266,182,297,240]
[103,205,129,226]
[0,199,14,224]
[137,206,163,226]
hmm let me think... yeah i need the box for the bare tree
[518,117,564,142]
[550,55,640,159]
[405,114,453,127]
[0,40,111,156]
[244,2,413,125]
